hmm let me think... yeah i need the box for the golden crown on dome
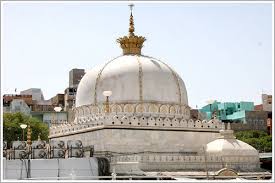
[117,4,146,55]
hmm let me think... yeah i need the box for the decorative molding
[148,104,158,113]
[160,105,168,114]
[136,56,143,102]
[111,104,123,113]
[136,104,146,113]
[124,104,135,113]
[49,123,222,138]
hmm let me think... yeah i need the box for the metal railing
[22,174,272,180]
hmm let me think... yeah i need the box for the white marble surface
[76,55,188,107]
[52,128,220,153]
[3,158,99,180]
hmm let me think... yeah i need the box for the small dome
[206,138,259,157]
[76,55,188,107]
[206,126,259,157]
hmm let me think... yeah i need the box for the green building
[200,101,254,123]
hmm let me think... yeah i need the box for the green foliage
[3,112,49,147]
[235,130,272,152]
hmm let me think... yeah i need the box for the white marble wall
[50,128,220,154]
[110,153,260,173]
[3,158,99,180]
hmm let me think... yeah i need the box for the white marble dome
[206,130,259,157]
[76,55,188,107]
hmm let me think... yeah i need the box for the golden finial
[27,124,32,145]
[129,4,135,36]
[117,4,146,55]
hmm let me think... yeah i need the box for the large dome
[76,55,188,107]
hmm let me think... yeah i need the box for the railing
[22,174,272,180]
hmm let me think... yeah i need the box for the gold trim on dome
[117,4,146,55]
[136,56,143,102]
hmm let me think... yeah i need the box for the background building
[3,94,33,114]
[254,94,272,135]
[9,99,31,115]
[2,68,85,126]
[50,94,64,107]
[69,68,85,88]
[3,88,67,126]
[200,101,254,121]
[20,88,45,101]
[199,99,270,132]
[64,68,85,111]
[262,94,272,112]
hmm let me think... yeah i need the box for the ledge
[49,125,220,139]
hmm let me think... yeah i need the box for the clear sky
[2,2,273,108]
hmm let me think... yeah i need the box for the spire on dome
[117,4,146,55]
[129,4,135,36]
[218,122,236,139]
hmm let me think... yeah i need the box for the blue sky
[2,2,273,108]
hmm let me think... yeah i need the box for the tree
[3,112,49,148]
[235,130,272,152]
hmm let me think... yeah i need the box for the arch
[124,104,134,113]
[174,105,180,114]
[99,105,106,114]
[84,105,90,115]
[91,106,100,114]
[76,107,83,117]
[170,106,176,114]
[160,105,169,114]
[180,105,186,115]
[111,104,123,113]
[216,168,238,176]
[148,104,158,113]
[88,105,94,114]
[136,104,146,113]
